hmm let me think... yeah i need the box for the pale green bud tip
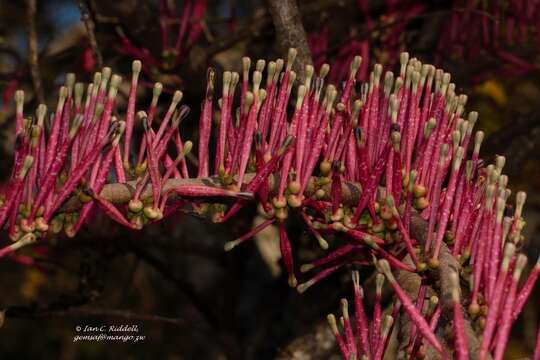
[275,59,284,75]
[496,155,506,171]
[101,67,112,80]
[340,299,349,319]
[58,86,68,101]
[320,64,330,79]
[449,271,460,302]
[23,156,35,171]
[400,52,409,66]
[110,74,122,89]
[223,71,232,85]
[351,270,360,287]
[266,62,276,84]
[136,110,147,120]
[74,82,84,97]
[316,234,328,249]
[382,315,394,331]
[93,72,102,84]
[231,72,240,87]
[255,59,265,72]
[296,85,306,102]
[327,314,338,332]
[183,141,193,154]
[496,197,506,220]
[36,104,47,122]
[468,111,478,126]
[252,71,262,88]
[516,191,527,212]
[258,89,267,102]
[288,71,297,86]
[244,91,254,107]
[391,131,401,145]
[502,243,516,271]
[152,82,162,95]
[132,60,142,75]
[352,100,363,114]
[242,57,251,73]
[288,275,297,288]
[173,90,183,104]
[224,240,240,251]
[65,73,76,87]
[378,259,394,281]
[375,273,385,291]
[287,48,297,68]
[513,254,528,280]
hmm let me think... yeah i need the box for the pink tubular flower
[0,51,538,360]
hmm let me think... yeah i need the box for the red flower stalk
[424,144,449,253]
[29,116,84,220]
[123,60,142,167]
[327,314,350,360]
[533,325,540,360]
[236,86,265,187]
[493,254,528,360]
[352,270,371,358]
[300,211,329,249]
[0,156,34,229]
[299,244,357,273]
[374,315,394,360]
[296,262,346,294]
[340,298,357,359]
[512,253,540,320]
[257,61,279,143]
[223,218,275,252]
[45,121,124,223]
[385,196,419,266]
[142,122,162,217]
[161,141,193,185]
[278,222,297,287]
[479,243,516,359]
[299,86,336,194]
[197,68,216,177]
[431,146,464,260]
[220,136,294,223]
[449,271,468,360]
[378,259,446,357]
[267,49,297,153]
[0,233,36,258]
[371,273,385,350]
[44,87,68,172]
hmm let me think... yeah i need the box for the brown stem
[266,0,312,80]
[25,0,44,104]
[410,215,488,360]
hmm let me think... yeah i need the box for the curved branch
[266,0,312,79]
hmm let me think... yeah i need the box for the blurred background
[0,0,539,358]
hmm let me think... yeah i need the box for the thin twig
[25,0,44,104]
[266,0,312,80]
[78,0,103,69]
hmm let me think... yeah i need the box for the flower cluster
[0,48,539,358]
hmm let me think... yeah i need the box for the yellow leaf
[475,80,508,106]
